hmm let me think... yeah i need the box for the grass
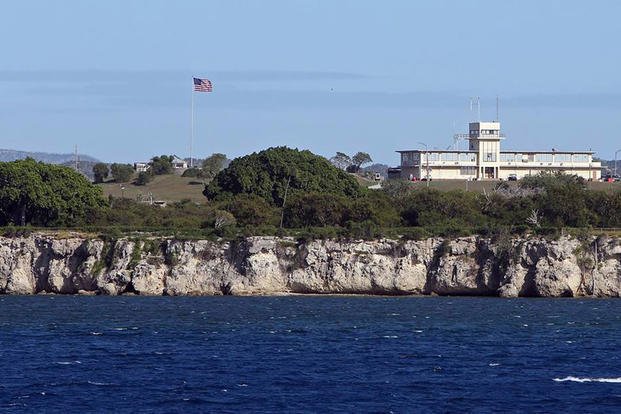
[98,174,207,203]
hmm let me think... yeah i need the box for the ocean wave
[554,376,621,383]
[87,381,114,386]
[54,361,81,365]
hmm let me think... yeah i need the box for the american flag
[193,77,213,92]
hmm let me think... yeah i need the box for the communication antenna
[74,145,79,171]
[469,97,481,121]
[496,96,500,122]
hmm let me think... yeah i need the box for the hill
[98,174,207,203]
[0,148,100,180]
[0,148,99,164]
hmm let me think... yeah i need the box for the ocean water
[0,296,620,413]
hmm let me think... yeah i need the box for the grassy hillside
[98,174,207,203]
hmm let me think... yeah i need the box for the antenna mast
[470,97,481,121]
[74,145,79,171]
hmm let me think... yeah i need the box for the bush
[284,193,349,228]
[135,171,153,186]
[223,194,279,226]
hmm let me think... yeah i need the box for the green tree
[330,152,352,170]
[0,159,106,226]
[223,194,279,226]
[284,193,349,227]
[201,153,228,181]
[204,146,362,205]
[135,171,153,186]
[352,152,373,170]
[150,155,173,175]
[92,163,109,184]
[110,163,134,183]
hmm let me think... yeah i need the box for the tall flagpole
[190,79,194,168]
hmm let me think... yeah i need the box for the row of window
[499,153,591,163]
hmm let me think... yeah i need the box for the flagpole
[190,79,194,168]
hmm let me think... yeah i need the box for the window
[535,153,553,162]
[555,153,571,163]
[500,153,515,162]
[460,153,476,162]
[441,153,458,161]
[484,152,497,162]
[427,153,440,161]
[573,154,589,163]
[460,166,476,175]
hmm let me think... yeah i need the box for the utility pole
[74,145,79,172]
[615,149,621,178]
[279,175,292,229]
[418,142,430,188]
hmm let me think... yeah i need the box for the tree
[135,171,153,186]
[204,146,362,206]
[92,163,109,184]
[283,193,349,227]
[224,194,279,226]
[150,155,173,175]
[0,159,106,226]
[110,163,134,183]
[201,153,228,181]
[352,152,373,170]
[330,152,352,170]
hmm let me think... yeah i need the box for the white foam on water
[554,376,621,383]
[55,360,82,365]
[383,335,398,339]
[489,363,500,367]
[414,330,423,333]
[87,381,113,386]
[90,332,102,336]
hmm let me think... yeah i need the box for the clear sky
[1,0,620,164]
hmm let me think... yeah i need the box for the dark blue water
[0,296,620,413]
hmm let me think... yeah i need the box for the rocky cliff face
[0,233,619,297]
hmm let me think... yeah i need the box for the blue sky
[1,0,620,164]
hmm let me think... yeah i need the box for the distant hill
[0,149,100,164]
[361,163,390,178]
[0,149,101,180]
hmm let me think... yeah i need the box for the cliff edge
[0,234,619,297]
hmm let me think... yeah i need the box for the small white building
[133,162,150,172]
[171,155,188,170]
[398,121,601,181]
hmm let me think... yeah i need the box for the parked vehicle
[508,174,518,181]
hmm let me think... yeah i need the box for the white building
[171,155,188,170]
[398,121,601,181]
[133,162,150,172]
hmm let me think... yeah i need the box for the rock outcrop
[0,233,619,297]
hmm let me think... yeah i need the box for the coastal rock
[0,233,620,297]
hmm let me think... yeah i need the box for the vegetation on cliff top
[0,158,106,227]
[203,146,362,205]
[2,148,621,241]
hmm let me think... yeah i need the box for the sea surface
[0,296,620,413]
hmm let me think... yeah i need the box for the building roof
[397,149,595,155]
[396,150,476,154]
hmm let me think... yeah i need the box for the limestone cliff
[0,233,619,297]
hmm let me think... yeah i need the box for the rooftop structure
[397,121,601,181]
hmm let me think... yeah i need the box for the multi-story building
[397,121,601,181]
